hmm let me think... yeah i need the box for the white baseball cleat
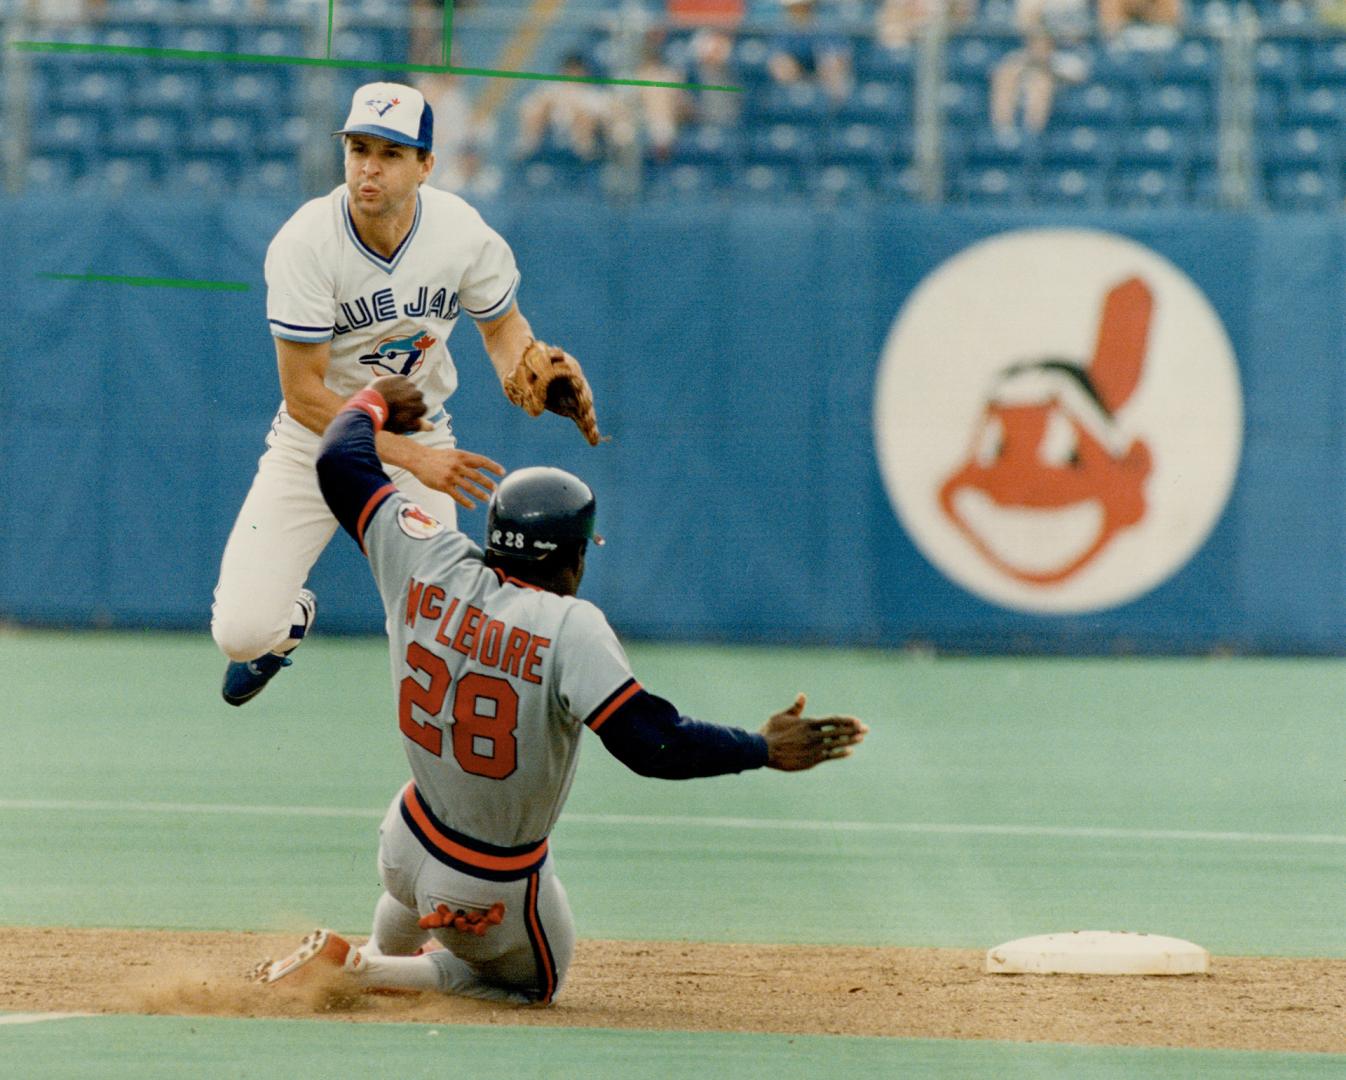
[251,928,353,985]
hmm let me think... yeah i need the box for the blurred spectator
[24,0,104,19]
[515,53,634,161]
[989,0,1090,135]
[417,71,497,194]
[690,27,743,126]
[635,30,694,161]
[875,0,976,51]
[767,0,854,105]
[411,0,480,66]
[1097,0,1183,44]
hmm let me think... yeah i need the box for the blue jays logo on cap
[334,81,434,151]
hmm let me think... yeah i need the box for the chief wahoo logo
[938,277,1154,586]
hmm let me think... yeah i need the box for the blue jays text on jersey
[335,285,462,336]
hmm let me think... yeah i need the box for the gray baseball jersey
[362,489,638,870]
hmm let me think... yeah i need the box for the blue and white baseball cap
[334,82,434,151]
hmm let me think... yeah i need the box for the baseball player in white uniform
[213,81,599,706]
[249,376,868,1004]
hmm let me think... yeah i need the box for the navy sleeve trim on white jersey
[269,318,334,343]
[464,271,520,321]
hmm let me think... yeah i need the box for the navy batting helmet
[486,467,603,561]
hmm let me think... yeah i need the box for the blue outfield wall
[1,195,1344,652]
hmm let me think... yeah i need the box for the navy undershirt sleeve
[316,409,396,543]
[596,689,769,780]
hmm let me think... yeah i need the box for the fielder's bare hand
[405,443,506,510]
[369,375,506,508]
[761,694,867,772]
[369,375,432,434]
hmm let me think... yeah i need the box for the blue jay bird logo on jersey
[365,96,400,118]
[359,331,437,376]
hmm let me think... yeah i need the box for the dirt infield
[3,928,1344,1053]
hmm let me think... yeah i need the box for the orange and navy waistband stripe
[357,483,397,553]
[584,678,641,733]
[400,782,549,882]
[524,870,557,1004]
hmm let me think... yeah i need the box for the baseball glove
[503,339,601,446]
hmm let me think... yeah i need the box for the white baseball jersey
[263,183,519,450]
[363,492,637,855]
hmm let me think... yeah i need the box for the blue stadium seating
[17,9,1346,211]
[835,80,909,126]
[1112,165,1186,208]
[1267,164,1342,209]
[745,125,816,168]
[953,164,1028,206]
[645,161,727,201]
[1033,165,1107,207]
[666,125,742,170]
[1040,125,1115,170]
[1052,82,1130,127]
[964,127,1035,170]
[752,82,830,126]
[809,163,876,201]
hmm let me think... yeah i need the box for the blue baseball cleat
[221,589,317,706]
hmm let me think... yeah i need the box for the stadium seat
[1112,165,1185,208]
[53,69,132,119]
[854,41,916,84]
[133,71,206,123]
[946,34,1017,81]
[1152,36,1220,86]
[1268,126,1339,169]
[646,161,727,200]
[818,123,902,181]
[29,112,103,161]
[159,25,236,56]
[809,163,876,201]
[1308,38,1346,85]
[87,155,159,194]
[836,80,910,126]
[1282,85,1346,128]
[1052,83,1130,127]
[259,116,310,158]
[95,21,159,50]
[1116,124,1186,169]
[25,155,76,189]
[1267,165,1341,209]
[1032,165,1106,207]
[667,124,741,169]
[752,82,830,126]
[248,159,304,197]
[1254,39,1305,89]
[1039,125,1115,170]
[876,163,926,201]
[732,36,775,86]
[965,126,1036,169]
[734,161,805,197]
[107,113,181,172]
[234,25,307,59]
[175,158,237,195]
[942,80,988,126]
[745,124,815,167]
[1133,84,1211,128]
[953,164,1028,205]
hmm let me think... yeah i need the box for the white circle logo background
[873,228,1244,614]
